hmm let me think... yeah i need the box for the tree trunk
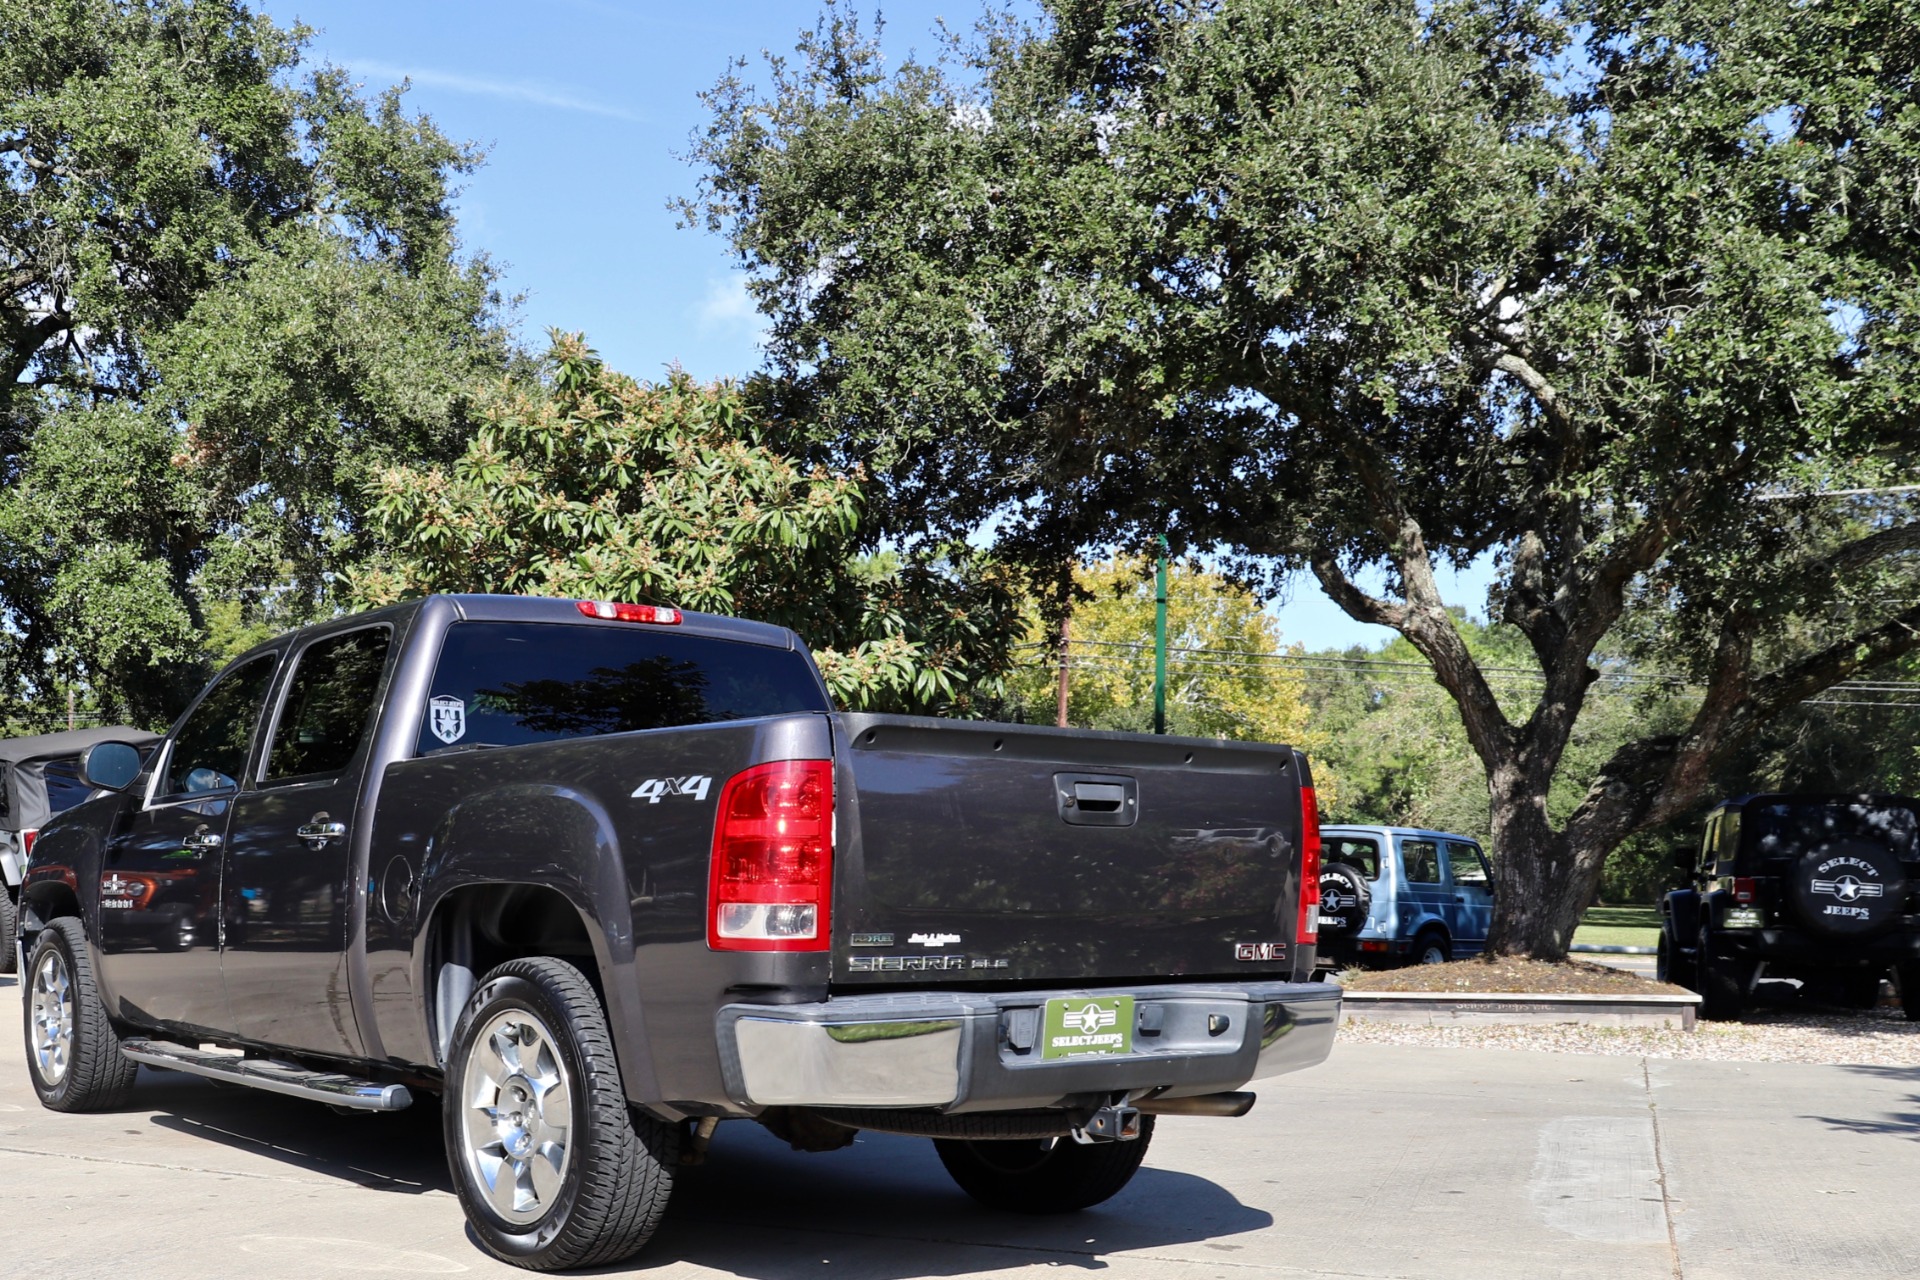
[1482,765,1612,960]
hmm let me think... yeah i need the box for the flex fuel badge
[1041,996,1134,1059]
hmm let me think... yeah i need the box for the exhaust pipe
[1134,1091,1256,1118]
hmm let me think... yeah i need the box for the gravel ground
[1340,1003,1920,1066]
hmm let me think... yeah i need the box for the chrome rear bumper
[715,980,1339,1113]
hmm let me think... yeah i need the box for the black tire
[1696,929,1749,1021]
[1656,926,1695,990]
[1897,962,1920,1022]
[443,957,677,1272]
[22,917,138,1111]
[934,1116,1154,1213]
[0,887,16,975]
[1411,928,1450,966]
[1785,837,1907,939]
[1316,863,1372,935]
[158,907,196,954]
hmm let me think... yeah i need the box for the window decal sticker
[428,695,466,745]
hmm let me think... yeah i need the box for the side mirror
[78,741,144,792]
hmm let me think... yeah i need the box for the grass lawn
[1575,904,1661,949]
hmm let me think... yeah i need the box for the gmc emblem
[1234,942,1286,961]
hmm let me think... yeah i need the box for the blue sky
[295,0,1495,649]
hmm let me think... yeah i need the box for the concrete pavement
[2,974,1917,1279]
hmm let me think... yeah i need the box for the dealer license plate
[1723,906,1763,929]
[1040,996,1134,1060]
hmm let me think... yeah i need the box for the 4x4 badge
[632,775,713,804]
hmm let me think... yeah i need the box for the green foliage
[1004,556,1325,756]
[356,334,1024,711]
[689,0,1920,955]
[0,0,509,724]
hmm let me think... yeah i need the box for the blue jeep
[1315,825,1494,966]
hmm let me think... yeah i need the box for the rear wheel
[23,917,138,1111]
[444,957,676,1271]
[1411,928,1450,966]
[934,1117,1154,1213]
[0,888,16,975]
[1696,929,1750,1022]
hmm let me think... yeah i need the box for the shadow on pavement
[133,1067,452,1194]
[111,1072,1265,1274]
[621,1122,1271,1276]
[1803,1064,1920,1143]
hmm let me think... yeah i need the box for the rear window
[418,621,828,754]
[1324,835,1382,880]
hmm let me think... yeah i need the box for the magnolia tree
[687,0,1920,957]
[356,334,1023,711]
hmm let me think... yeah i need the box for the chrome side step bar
[121,1039,413,1111]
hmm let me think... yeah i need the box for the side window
[265,627,393,783]
[159,655,278,798]
[1445,841,1489,886]
[1402,838,1441,884]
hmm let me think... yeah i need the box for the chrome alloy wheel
[29,946,74,1086]
[460,1009,574,1225]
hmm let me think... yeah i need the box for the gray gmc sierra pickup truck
[17,594,1338,1270]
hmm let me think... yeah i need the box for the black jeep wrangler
[1660,794,1920,1021]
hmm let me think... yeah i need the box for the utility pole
[1153,535,1169,735]
[1055,613,1072,728]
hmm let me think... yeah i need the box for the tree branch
[1,310,68,387]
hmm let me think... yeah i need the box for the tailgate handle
[1073,783,1126,812]
[1055,773,1138,827]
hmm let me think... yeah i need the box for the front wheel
[23,917,138,1111]
[1656,927,1695,990]
[934,1117,1155,1213]
[444,957,677,1271]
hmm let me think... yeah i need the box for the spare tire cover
[1318,863,1373,935]
[1788,838,1908,938]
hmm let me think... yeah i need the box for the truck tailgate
[830,714,1312,987]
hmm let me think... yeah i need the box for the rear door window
[264,626,393,783]
[1401,838,1442,884]
[418,621,829,754]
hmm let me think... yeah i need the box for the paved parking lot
[2,974,1917,1280]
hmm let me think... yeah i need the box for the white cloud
[696,276,763,336]
[344,58,644,123]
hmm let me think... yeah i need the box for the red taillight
[1733,876,1757,904]
[707,759,834,952]
[1297,786,1322,944]
[576,599,682,625]
[21,829,37,857]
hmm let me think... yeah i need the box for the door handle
[298,815,347,849]
[182,826,222,854]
